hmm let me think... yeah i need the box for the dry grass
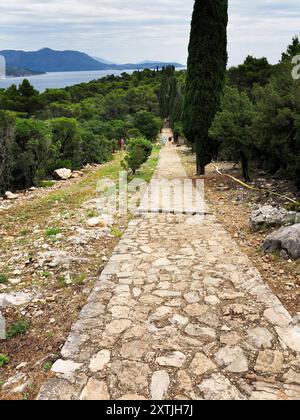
[0,148,160,400]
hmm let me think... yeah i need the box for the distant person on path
[120,138,125,151]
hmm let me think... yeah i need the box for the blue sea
[0,69,136,92]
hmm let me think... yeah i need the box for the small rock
[254,350,284,374]
[176,370,193,393]
[250,205,296,231]
[104,319,132,335]
[2,373,26,389]
[150,371,170,400]
[51,359,83,377]
[283,369,300,385]
[247,327,273,349]
[184,304,209,317]
[153,258,172,267]
[185,325,216,340]
[156,351,186,368]
[262,224,300,260]
[54,168,72,180]
[149,306,172,321]
[16,362,28,370]
[8,278,21,285]
[264,306,292,327]
[12,382,28,394]
[13,270,22,276]
[87,217,107,228]
[111,360,150,390]
[198,373,245,400]
[184,292,200,304]
[169,314,189,327]
[120,340,148,360]
[5,191,18,200]
[204,296,220,306]
[220,332,242,346]
[189,353,216,377]
[80,379,110,400]
[0,292,35,308]
[89,350,110,372]
[215,346,248,373]
[275,326,300,352]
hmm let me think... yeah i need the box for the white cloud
[0,0,299,65]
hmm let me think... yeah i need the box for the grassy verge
[0,146,160,400]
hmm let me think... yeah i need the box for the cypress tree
[183,0,228,175]
[159,66,177,119]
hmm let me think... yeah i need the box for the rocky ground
[37,144,300,401]
[179,150,300,316]
[0,149,160,400]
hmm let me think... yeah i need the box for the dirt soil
[0,149,160,400]
[179,148,300,317]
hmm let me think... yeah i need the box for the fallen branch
[211,164,300,206]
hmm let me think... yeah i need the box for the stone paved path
[38,142,300,400]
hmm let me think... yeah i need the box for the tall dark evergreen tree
[183,0,228,175]
[158,66,177,118]
[0,111,15,193]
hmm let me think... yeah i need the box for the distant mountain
[0,48,184,74]
[114,62,185,70]
[0,48,108,73]
[93,56,115,65]
[139,60,177,65]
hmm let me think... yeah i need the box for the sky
[0,0,299,66]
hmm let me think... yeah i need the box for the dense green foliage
[123,137,153,174]
[228,56,273,92]
[0,354,10,367]
[281,36,300,62]
[209,86,255,181]
[0,69,167,193]
[211,37,300,187]
[183,0,228,175]
[1,33,299,193]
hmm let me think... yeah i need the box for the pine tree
[281,36,300,61]
[183,0,228,175]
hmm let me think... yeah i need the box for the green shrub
[41,271,52,278]
[0,354,10,368]
[38,180,56,188]
[45,227,61,237]
[72,274,86,285]
[58,276,67,288]
[123,137,153,174]
[0,273,8,284]
[111,227,123,238]
[7,320,29,339]
[43,362,52,372]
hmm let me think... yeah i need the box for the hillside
[0,48,184,73]
[6,66,45,77]
[0,48,108,72]
[110,61,185,70]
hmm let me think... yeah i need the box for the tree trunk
[196,154,205,176]
[241,151,250,182]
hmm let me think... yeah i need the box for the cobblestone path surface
[38,142,300,400]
